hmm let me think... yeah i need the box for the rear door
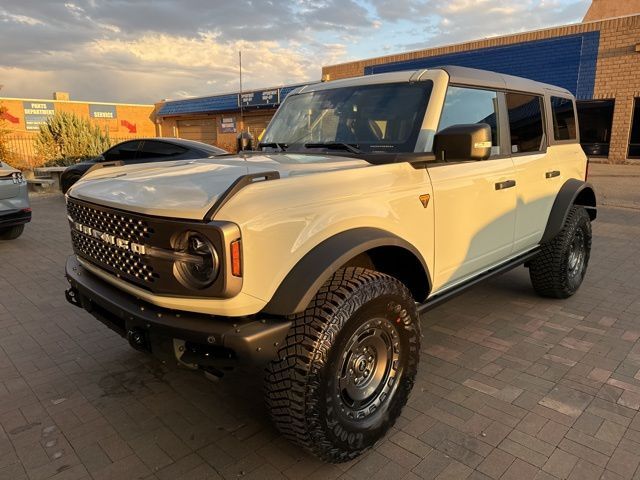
[428,85,517,291]
[509,92,565,251]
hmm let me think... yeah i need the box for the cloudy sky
[0,0,590,104]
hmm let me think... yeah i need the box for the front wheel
[0,224,25,240]
[265,267,420,462]
[529,205,592,298]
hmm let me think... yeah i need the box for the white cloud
[0,0,590,103]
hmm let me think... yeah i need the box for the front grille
[71,230,157,284]
[65,197,238,298]
[67,199,158,289]
[67,200,153,242]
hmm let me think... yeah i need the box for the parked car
[0,161,31,240]
[63,66,595,462]
[60,138,227,193]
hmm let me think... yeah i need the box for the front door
[428,86,517,291]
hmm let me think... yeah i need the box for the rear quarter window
[550,96,577,141]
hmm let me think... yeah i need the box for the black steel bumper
[64,255,291,365]
[0,209,31,228]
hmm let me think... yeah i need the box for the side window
[506,93,545,154]
[438,86,500,156]
[102,141,141,162]
[550,96,577,141]
[137,141,188,160]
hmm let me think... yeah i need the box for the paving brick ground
[1,187,639,479]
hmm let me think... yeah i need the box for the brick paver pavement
[1,193,639,480]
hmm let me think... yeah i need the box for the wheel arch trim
[541,179,596,244]
[263,227,431,315]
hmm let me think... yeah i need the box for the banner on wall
[239,89,279,107]
[220,117,237,133]
[89,104,117,119]
[23,102,55,131]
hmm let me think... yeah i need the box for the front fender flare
[263,227,430,316]
[541,179,596,244]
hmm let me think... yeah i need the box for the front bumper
[64,255,291,365]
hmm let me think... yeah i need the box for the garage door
[177,118,217,144]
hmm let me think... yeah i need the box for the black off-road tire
[265,267,421,463]
[529,205,592,298]
[0,224,25,240]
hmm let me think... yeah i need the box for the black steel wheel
[265,267,420,462]
[529,205,592,298]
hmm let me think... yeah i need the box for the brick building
[154,84,309,152]
[322,0,640,163]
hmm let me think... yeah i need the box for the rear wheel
[265,267,420,462]
[529,205,591,298]
[0,224,24,240]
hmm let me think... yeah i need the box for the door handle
[495,180,516,190]
[545,170,560,179]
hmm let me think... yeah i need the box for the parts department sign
[23,102,54,131]
[89,104,117,119]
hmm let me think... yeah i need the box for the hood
[68,153,370,220]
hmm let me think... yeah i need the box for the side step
[418,249,539,313]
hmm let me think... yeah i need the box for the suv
[0,161,31,240]
[64,66,596,462]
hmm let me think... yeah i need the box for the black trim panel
[0,209,31,228]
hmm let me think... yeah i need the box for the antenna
[239,51,244,132]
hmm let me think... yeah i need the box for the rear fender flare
[541,179,596,244]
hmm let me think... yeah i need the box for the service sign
[220,117,237,133]
[239,89,279,107]
[89,104,117,119]
[23,102,54,131]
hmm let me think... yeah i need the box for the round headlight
[174,232,219,289]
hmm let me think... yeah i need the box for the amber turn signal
[230,240,242,277]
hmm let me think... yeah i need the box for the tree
[0,91,11,165]
[35,111,111,166]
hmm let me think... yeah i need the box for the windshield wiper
[304,142,361,154]
[258,142,287,152]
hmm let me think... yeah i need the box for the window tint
[506,93,544,153]
[551,96,577,141]
[137,141,188,160]
[102,141,142,161]
[438,86,500,155]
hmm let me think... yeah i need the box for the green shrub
[36,112,111,165]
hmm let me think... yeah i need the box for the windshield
[261,81,433,154]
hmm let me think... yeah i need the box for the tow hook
[127,328,150,352]
[65,288,81,308]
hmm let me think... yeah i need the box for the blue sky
[0,0,591,103]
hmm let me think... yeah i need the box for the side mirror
[433,123,492,161]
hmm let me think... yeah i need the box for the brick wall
[592,16,640,162]
[0,98,156,137]
[322,16,640,163]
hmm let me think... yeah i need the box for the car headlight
[173,232,220,289]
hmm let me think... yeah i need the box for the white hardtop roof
[294,66,574,98]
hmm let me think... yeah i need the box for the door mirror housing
[433,123,492,161]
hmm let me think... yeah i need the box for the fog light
[174,232,219,289]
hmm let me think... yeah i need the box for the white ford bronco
[64,66,596,462]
